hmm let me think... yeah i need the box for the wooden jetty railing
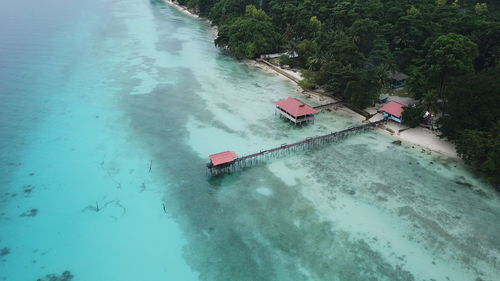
[207,119,387,176]
[313,101,343,111]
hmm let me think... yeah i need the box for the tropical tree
[425,33,478,101]
[209,0,258,25]
[402,104,425,128]
[440,69,500,138]
[456,123,500,186]
[215,5,281,58]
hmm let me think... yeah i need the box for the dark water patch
[23,185,35,196]
[121,67,239,136]
[36,271,73,281]
[20,209,37,217]
[0,248,9,257]
[157,38,186,55]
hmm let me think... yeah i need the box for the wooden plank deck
[207,119,387,176]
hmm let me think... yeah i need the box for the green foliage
[346,71,380,108]
[440,69,500,139]
[215,5,281,58]
[435,0,447,6]
[349,18,379,55]
[472,22,500,70]
[177,0,198,10]
[402,104,425,128]
[475,3,489,15]
[406,66,430,100]
[426,33,478,98]
[278,54,293,66]
[309,16,322,35]
[298,70,317,90]
[296,39,318,68]
[440,69,500,187]
[456,123,500,186]
[208,0,257,25]
[245,4,270,21]
[316,30,364,66]
[406,5,420,17]
[297,80,315,90]
[367,36,393,68]
[198,0,216,16]
[316,60,355,94]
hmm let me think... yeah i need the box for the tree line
[173,0,499,187]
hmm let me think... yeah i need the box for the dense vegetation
[174,0,499,186]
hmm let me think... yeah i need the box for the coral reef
[36,271,73,281]
[20,209,37,217]
[0,248,10,256]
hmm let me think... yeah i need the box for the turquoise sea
[1,0,499,280]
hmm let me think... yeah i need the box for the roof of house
[389,71,409,81]
[380,101,407,118]
[209,151,238,166]
[273,97,317,117]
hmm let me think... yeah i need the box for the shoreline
[250,60,459,160]
[162,0,458,161]
[162,0,218,38]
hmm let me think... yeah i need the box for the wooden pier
[312,101,343,111]
[207,119,386,176]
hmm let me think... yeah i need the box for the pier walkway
[207,119,386,176]
[312,101,343,111]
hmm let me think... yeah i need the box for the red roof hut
[273,97,317,125]
[380,101,407,123]
[208,151,238,167]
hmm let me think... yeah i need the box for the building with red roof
[379,101,407,123]
[208,151,238,167]
[273,97,317,125]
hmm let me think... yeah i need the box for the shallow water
[1,0,499,280]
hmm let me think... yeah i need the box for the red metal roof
[209,151,238,166]
[380,101,407,118]
[273,97,317,117]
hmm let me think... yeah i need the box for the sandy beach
[250,58,458,159]
[163,0,458,161]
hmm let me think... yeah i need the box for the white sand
[163,0,200,19]
[370,113,458,159]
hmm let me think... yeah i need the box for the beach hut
[389,71,409,88]
[380,101,407,123]
[273,97,317,125]
[208,151,238,168]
